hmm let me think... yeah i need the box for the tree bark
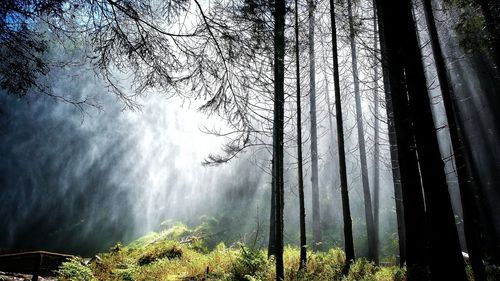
[328,0,355,270]
[307,0,321,249]
[372,2,406,266]
[386,101,407,267]
[268,155,276,258]
[371,3,381,266]
[375,0,430,278]
[272,0,286,278]
[397,1,467,280]
[295,0,307,269]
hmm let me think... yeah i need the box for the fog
[0,67,269,255]
[0,53,401,260]
[0,4,402,258]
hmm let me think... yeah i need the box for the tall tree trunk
[377,0,466,280]
[323,53,341,241]
[268,155,276,258]
[399,1,467,280]
[324,69,339,194]
[386,97,407,267]
[422,1,486,280]
[307,0,321,249]
[295,0,307,269]
[372,2,406,266]
[272,0,286,278]
[328,0,355,270]
[371,4,381,266]
[346,0,376,263]
[375,0,430,279]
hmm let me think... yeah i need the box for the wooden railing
[0,251,73,281]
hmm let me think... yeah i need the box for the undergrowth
[57,223,407,280]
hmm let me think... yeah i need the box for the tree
[1,0,257,137]
[375,0,467,279]
[440,0,500,265]
[371,1,406,267]
[328,0,355,270]
[295,0,307,269]
[402,4,466,280]
[271,0,286,278]
[307,0,321,249]
[345,0,376,263]
[385,94,407,267]
[422,0,486,279]
[0,0,201,108]
[371,2,381,266]
[375,0,430,278]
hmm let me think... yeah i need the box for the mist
[0,0,403,263]
[0,53,398,259]
[0,66,269,255]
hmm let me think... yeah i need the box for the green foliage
[443,0,489,53]
[465,264,474,281]
[57,223,406,281]
[392,266,406,281]
[231,244,269,280]
[114,268,136,281]
[109,242,123,254]
[380,233,399,264]
[137,241,183,265]
[159,221,192,240]
[194,215,224,249]
[280,246,345,280]
[344,259,377,281]
[57,257,97,281]
[374,266,406,281]
[455,13,488,53]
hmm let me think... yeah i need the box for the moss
[137,241,183,265]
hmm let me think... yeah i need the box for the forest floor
[55,224,407,281]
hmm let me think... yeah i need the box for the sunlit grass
[58,227,407,281]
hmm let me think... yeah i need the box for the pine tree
[346,0,376,263]
[328,0,355,270]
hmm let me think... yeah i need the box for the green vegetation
[57,223,406,280]
[57,257,97,281]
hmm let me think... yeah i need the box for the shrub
[392,266,407,281]
[109,242,123,254]
[57,257,97,281]
[344,259,376,281]
[300,248,345,280]
[232,245,268,280]
[114,268,136,281]
[137,241,183,266]
[375,266,406,281]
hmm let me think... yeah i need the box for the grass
[57,225,406,280]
